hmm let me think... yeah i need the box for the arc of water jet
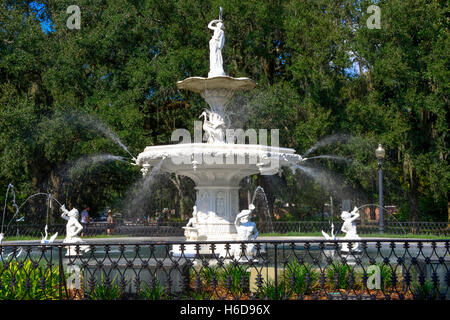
[5,193,62,231]
[303,134,352,158]
[304,155,351,163]
[355,203,407,234]
[1,184,13,235]
[123,159,165,218]
[251,186,274,233]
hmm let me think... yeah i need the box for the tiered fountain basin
[136,143,302,257]
[176,76,256,115]
[176,76,256,93]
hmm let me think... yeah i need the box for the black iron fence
[256,221,450,236]
[5,221,449,238]
[0,240,448,300]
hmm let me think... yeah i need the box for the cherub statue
[340,206,360,238]
[340,206,361,252]
[235,204,258,241]
[231,204,259,260]
[60,205,90,256]
[183,205,205,241]
[185,205,198,228]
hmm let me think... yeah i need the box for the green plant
[256,280,288,300]
[219,264,250,295]
[87,273,121,300]
[140,280,169,300]
[411,280,439,300]
[377,263,394,291]
[284,260,318,295]
[326,262,353,290]
[200,266,220,285]
[0,260,61,300]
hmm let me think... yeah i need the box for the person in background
[80,207,91,236]
[106,209,114,235]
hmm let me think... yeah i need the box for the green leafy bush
[200,266,220,285]
[256,280,288,300]
[141,280,169,300]
[411,280,439,300]
[219,264,250,295]
[326,262,353,290]
[377,263,394,291]
[0,260,60,300]
[86,274,121,300]
[284,260,318,295]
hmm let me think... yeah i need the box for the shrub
[86,273,121,300]
[284,260,318,295]
[411,280,439,300]
[256,280,288,300]
[219,264,250,295]
[141,280,169,300]
[326,262,353,290]
[377,263,394,291]
[0,260,60,300]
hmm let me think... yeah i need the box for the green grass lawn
[2,232,448,242]
[1,234,133,241]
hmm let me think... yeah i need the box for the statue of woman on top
[208,12,226,78]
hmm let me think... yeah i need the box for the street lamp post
[375,144,385,233]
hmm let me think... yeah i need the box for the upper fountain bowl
[177,76,256,93]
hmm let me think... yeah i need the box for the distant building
[363,205,398,221]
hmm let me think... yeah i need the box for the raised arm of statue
[61,205,70,221]
[349,207,360,222]
[208,19,221,31]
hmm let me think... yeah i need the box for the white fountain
[135,9,303,257]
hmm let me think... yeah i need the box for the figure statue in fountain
[231,204,259,260]
[208,15,225,78]
[60,205,90,256]
[199,110,226,143]
[40,225,58,245]
[235,204,258,241]
[183,206,206,241]
[186,205,198,228]
[321,222,337,241]
[340,206,361,252]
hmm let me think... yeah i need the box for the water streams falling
[356,203,407,233]
[302,134,352,157]
[62,111,136,159]
[64,154,128,179]
[5,193,63,231]
[304,155,351,163]
[123,159,165,219]
[292,164,365,203]
[251,186,274,233]
[0,184,66,241]
[1,184,17,235]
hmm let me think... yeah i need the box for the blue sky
[29,1,53,33]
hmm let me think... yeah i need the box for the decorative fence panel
[0,240,448,300]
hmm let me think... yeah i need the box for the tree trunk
[258,175,275,217]
[447,201,450,230]
[170,174,187,220]
[409,167,420,233]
